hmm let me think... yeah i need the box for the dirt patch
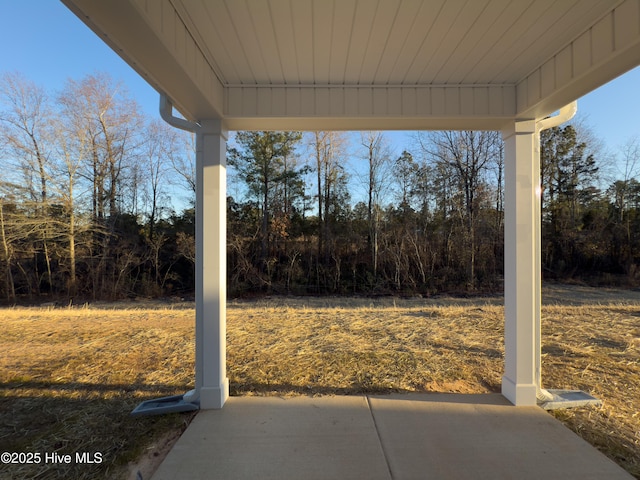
[126,428,184,480]
[423,380,488,394]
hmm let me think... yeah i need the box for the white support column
[194,119,229,409]
[501,120,539,406]
[533,129,543,398]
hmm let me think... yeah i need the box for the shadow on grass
[426,341,503,359]
[0,379,187,394]
[0,382,195,480]
[229,378,502,397]
[230,381,414,397]
[368,392,511,406]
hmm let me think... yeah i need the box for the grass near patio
[0,287,639,479]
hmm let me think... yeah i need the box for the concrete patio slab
[368,393,631,479]
[151,394,633,480]
[151,395,391,480]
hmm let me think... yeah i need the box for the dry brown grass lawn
[1,286,639,478]
[0,306,196,480]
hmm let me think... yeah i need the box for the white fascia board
[61,0,225,122]
[516,0,640,121]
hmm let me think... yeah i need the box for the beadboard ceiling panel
[175,0,614,86]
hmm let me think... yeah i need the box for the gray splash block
[131,394,199,417]
[539,389,602,410]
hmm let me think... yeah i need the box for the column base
[502,376,537,406]
[198,378,230,409]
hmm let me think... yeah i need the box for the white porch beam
[195,119,229,409]
[224,85,515,131]
[502,120,539,406]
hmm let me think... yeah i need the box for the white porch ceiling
[62,0,640,130]
[179,0,607,86]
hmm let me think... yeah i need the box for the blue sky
[1,1,639,156]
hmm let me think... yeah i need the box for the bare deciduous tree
[417,131,501,289]
[310,131,349,264]
[58,73,143,297]
[0,72,56,294]
[359,131,392,279]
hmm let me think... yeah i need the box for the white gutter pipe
[534,101,578,403]
[159,93,200,133]
[537,101,578,132]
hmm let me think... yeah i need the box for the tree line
[1,71,639,303]
[0,72,195,302]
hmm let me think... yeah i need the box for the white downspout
[159,93,200,406]
[534,101,578,402]
[160,93,231,409]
